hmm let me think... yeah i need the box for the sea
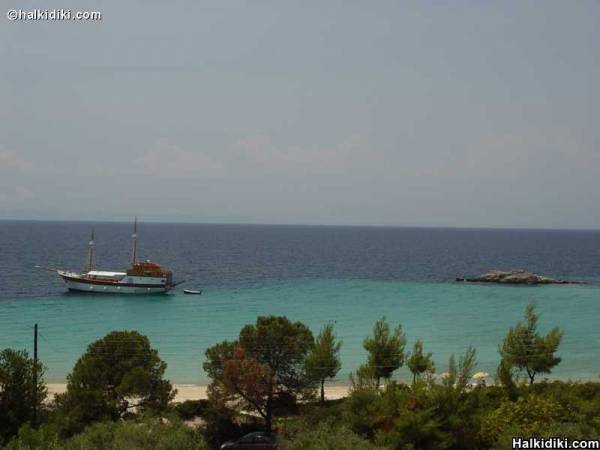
[1,221,599,384]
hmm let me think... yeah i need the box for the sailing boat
[56,218,174,294]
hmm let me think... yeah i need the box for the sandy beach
[46,383,350,403]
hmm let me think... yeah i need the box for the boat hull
[58,271,170,294]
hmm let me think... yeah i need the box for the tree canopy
[0,349,46,442]
[305,323,342,405]
[362,317,406,387]
[444,345,477,392]
[499,302,563,384]
[58,331,174,433]
[204,316,314,431]
[407,340,434,383]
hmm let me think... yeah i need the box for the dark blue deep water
[2,221,600,298]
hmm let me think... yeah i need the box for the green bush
[63,418,207,450]
[528,381,600,427]
[296,398,347,427]
[174,400,210,420]
[6,418,207,450]
[494,422,600,450]
[280,420,387,450]
[202,403,263,450]
[480,395,565,445]
[3,424,61,450]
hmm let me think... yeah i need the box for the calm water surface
[1,221,599,383]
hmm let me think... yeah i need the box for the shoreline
[46,383,351,403]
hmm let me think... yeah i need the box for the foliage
[204,316,314,432]
[494,422,600,450]
[346,347,486,449]
[238,316,314,392]
[346,376,600,450]
[3,424,60,450]
[173,399,209,420]
[499,302,563,384]
[363,317,406,387]
[305,323,342,405]
[295,397,347,428]
[528,381,600,430]
[201,399,263,450]
[203,341,235,381]
[279,419,387,450]
[373,405,453,450]
[346,380,385,438]
[407,340,434,384]
[222,345,272,412]
[350,364,380,393]
[443,346,477,393]
[5,418,207,450]
[67,418,206,450]
[0,349,46,442]
[495,357,519,400]
[347,381,457,449]
[57,331,175,435]
[479,395,565,445]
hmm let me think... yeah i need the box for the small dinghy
[183,289,203,295]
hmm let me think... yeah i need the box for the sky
[1,1,599,228]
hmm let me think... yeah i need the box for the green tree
[406,339,434,384]
[305,323,342,405]
[499,302,563,385]
[0,349,46,442]
[444,345,477,392]
[58,331,174,433]
[496,357,518,400]
[349,363,380,393]
[204,316,314,432]
[363,317,406,387]
[203,340,235,386]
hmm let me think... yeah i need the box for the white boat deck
[87,270,127,278]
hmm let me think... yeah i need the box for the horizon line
[0,217,599,233]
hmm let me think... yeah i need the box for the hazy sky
[1,1,599,228]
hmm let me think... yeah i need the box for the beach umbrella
[472,371,489,380]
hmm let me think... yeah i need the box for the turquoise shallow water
[1,279,599,384]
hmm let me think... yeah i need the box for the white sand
[46,383,350,402]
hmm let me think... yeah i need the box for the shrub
[480,395,565,445]
[280,420,386,450]
[62,418,208,450]
[3,424,61,450]
[174,400,210,421]
[495,422,600,450]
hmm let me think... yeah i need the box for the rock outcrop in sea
[455,269,583,285]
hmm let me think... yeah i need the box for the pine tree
[407,340,434,384]
[499,302,563,385]
[363,317,406,387]
[306,323,342,405]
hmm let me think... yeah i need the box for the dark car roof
[222,432,278,447]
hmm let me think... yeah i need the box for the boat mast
[85,228,95,273]
[131,216,138,265]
